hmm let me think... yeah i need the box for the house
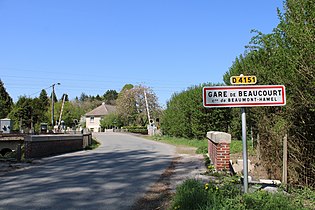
[85,102,116,132]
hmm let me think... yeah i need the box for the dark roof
[85,103,116,117]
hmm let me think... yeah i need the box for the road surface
[0,132,176,210]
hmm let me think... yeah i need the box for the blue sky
[0,0,283,107]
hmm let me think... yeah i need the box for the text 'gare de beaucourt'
[203,85,286,108]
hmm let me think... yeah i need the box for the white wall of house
[85,116,102,132]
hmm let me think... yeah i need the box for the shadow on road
[0,148,174,210]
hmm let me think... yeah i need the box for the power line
[1,75,200,86]
[28,85,53,97]
[1,67,212,85]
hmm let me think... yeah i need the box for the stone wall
[207,131,231,171]
[25,134,92,158]
[0,134,25,153]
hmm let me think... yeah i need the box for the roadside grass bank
[147,135,314,209]
[147,135,254,155]
[84,138,100,150]
[148,136,207,154]
[169,178,313,210]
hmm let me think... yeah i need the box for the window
[90,116,94,123]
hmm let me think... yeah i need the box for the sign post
[203,81,286,193]
[241,107,248,193]
[231,74,256,193]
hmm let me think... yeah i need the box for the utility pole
[144,90,151,123]
[51,83,60,129]
[58,94,67,129]
[144,89,155,136]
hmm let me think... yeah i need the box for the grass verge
[230,140,255,155]
[170,179,312,210]
[148,136,208,154]
[84,138,101,150]
[147,135,255,155]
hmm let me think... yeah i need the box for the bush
[123,126,148,135]
[161,84,231,140]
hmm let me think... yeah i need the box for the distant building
[85,102,116,132]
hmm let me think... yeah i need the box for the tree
[31,89,50,127]
[79,92,89,102]
[39,89,49,108]
[0,79,13,119]
[53,100,85,128]
[95,94,102,101]
[223,0,315,186]
[8,96,34,131]
[161,84,230,139]
[103,90,118,105]
[116,85,161,126]
[60,93,69,102]
[121,84,134,92]
[100,113,122,129]
[50,91,58,103]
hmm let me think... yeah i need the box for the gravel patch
[131,147,208,210]
[169,153,208,192]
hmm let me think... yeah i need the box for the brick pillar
[207,131,231,171]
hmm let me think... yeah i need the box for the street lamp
[51,82,61,128]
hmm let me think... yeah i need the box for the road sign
[230,75,257,84]
[203,83,286,193]
[203,85,286,108]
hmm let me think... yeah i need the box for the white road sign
[203,85,286,108]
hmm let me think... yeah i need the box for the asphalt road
[0,132,176,210]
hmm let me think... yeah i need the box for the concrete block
[207,131,231,144]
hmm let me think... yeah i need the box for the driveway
[0,132,176,210]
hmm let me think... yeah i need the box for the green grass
[147,135,314,209]
[169,179,310,210]
[148,135,255,155]
[230,140,255,155]
[148,136,208,154]
[290,187,315,209]
[84,138,101,150]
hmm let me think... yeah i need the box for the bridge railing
[24,133,92,158]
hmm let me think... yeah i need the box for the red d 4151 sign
[203,85,286,108]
